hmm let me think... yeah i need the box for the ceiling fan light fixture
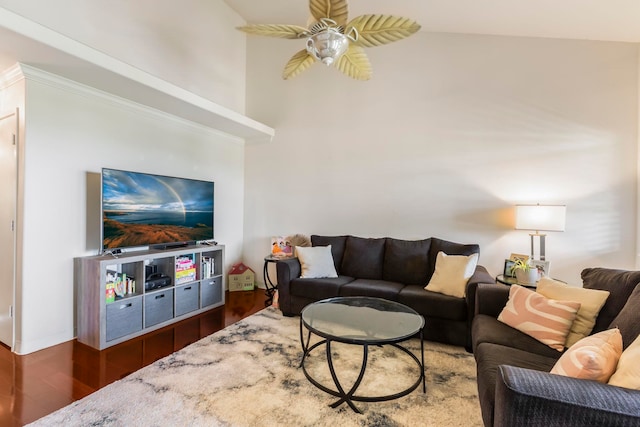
[306,28,349,66]
[237,0,421,80]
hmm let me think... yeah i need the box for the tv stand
[75,244,225,350]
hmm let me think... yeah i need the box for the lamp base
[529,233,546,261]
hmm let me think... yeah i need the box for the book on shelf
[175,255,197,284]
[105,270,136,303]
[202,257,215,279]
[176,268,196,284]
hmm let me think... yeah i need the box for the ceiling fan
[237,0,421,81]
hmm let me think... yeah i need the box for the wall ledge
[0,7,274,143]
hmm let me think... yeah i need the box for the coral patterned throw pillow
[498,285,581,351]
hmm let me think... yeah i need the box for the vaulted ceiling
[0,0,638,137]
[225,0,640,43]
[2,1,640,75]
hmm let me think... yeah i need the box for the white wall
[0,0,247,113]
[0,0,251,354]
[3,3,639,352]
[11,70,246,354]
[244,32,638,285]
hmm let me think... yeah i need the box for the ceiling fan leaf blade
[282,50,316,80]
[309,0,349,26]
[335,45,372,80]
[347,14,421,47]
[237,24,309,39]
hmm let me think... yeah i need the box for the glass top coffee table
[299,296,425,413]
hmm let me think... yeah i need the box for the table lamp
[515,204,566,261]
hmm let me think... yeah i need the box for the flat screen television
[101,168,214,251]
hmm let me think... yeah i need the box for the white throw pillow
[425,251,479,298]
[608,334,640,389]
[296,245,338,279]
[537,277,610,348]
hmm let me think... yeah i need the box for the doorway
[0,110,17,349]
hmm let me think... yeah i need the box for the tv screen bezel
[100,168,215,252]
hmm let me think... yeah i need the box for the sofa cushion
[428,238,479,282]
[296,245,338,278]
[289,276,354,301]
[551,328,622,383]
[382,238,431,285]
[581,268,640,333]
[608,283,640,349]
[537,277,610,347]
[339,279,405,300]
[472,314,565,358]
[311,235,348,275]
[609,334,640,389]
[475,342,559,427]
[398,285,467,321]
[340,236,386,280]
[425,251,479,298]
[498,285,581,351]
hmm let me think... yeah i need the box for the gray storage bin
[175,283,200,316]
[201,277,223,307]
[106,296,143,341]
[145,288,174,327]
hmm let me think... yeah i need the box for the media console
[75,244,225,350]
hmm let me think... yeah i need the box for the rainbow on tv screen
[102,169,214,250]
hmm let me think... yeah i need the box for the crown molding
[0,63,25,90]
[15,64,249,143]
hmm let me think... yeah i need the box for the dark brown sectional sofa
[276,234,495,349]
[472,267,640,427]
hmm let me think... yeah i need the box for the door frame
[0,108,18,350]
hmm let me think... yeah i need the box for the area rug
[29,307,482,426]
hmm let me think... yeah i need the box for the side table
[495,274,537,289]
[263,255,293,306]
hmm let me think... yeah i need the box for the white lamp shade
[515,205,566,232]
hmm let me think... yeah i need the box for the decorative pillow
[537,277,610,348]
[311,235,348,275]
[608,334,640,389]
[296,245,338,279]
[424,251,479,298]
[551,328,623,383]
[498,285,581,351]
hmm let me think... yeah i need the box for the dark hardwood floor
[0,289,268,427]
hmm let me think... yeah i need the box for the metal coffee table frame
[299,297,425,413]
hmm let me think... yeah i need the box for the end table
[496,274,537,289]
[263,255,293,306]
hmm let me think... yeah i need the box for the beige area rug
[30,307,482,426]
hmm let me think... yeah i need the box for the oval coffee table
[299,296,425,413]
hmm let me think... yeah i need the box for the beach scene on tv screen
[102,169,214,249]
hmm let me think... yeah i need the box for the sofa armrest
[495,365,640,427]
[276,258,301,316]
[465,265,495,351]
[465,265,496,316]
[475,283,510,318]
